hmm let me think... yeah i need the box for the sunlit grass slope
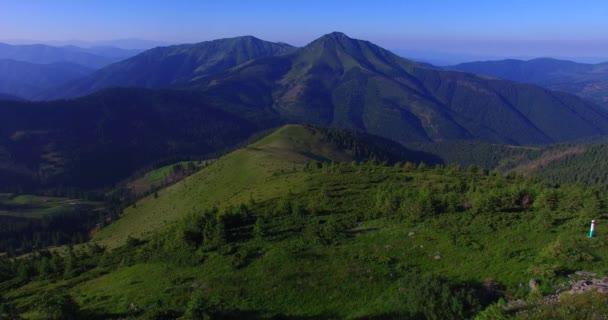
[94,125,384,247]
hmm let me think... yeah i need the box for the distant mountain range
[0,42,141,68]
[190,32,608,145]
[0,42,142,99]
[44,33,608,145]
[3,33,608,191]
[44,36,294,99]
[0,59,93,99]
[449,58,608,108]
[2,38,172,50]
[0,92,23,101]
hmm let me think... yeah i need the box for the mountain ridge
[449,58,608,108]
[42,36,295,99]
[193,32,608,145]
[0,42,139,68]
[0,59,93,99]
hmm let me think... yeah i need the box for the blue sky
[1,0,607,63]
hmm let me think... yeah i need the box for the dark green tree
[36,290,80,320]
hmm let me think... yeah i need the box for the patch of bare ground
[514,145,586,173]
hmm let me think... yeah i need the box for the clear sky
[1,0,607,63]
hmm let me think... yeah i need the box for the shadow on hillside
[406,149,445,166]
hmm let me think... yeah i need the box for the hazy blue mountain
[0,59,93,99]
[0,92,24,101]
[46,36,294,99]
[449,58,608,107]
[190,32,608,145]
[63,45,143,59]
[0,42,140,68]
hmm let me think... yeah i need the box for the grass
[94,125,346,248]
[0,193,99,218]
[125,160,202,195]
[64,164,608,318]
[6,125,608,319]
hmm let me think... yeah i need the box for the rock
[529,279,539,291]
[575,271,597,278]
[128,303,139,312]
[434,255,441,260]
[408,232,415,237]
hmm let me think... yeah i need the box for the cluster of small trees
[0,208,99,255]
[0,244,105,286]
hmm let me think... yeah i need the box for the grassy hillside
[3,124,608,319]
[124,160,204,195]
[94,124,430,247]
[0,193,98,219]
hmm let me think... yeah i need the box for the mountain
[47,36,294,99]
[95,124,437,246]
[0,93,23,101]
[63,45,143,59]
[16,38,172,50]
[190,32,608,145]
[3,33,608,192]
[0,42,140,68]
[0,59,93,99]
[0,87,277,190]
[449,58,608,107]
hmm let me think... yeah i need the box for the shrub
[36,290,80,320]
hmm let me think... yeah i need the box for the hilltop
[44,36,294,99]
[94,124,435,247]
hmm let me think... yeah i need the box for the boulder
[529,279,539,291]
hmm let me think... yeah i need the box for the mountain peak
[323,31,350,39]
[305,32,366,52]
[315,31,354,43]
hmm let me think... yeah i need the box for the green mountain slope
[0,87,276,190]
[509,144,608,186]
[0,59,93,99]
[4,124,608,319]
[45,36,294,99]
[414,139,608,189]
[94,124,435,247]
[449,58,608,108]
[193,32,608,145]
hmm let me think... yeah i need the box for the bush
[182,291,219,320]
[401,275,482,320]
[36,290,80,320]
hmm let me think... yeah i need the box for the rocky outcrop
[568,272,608,295]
